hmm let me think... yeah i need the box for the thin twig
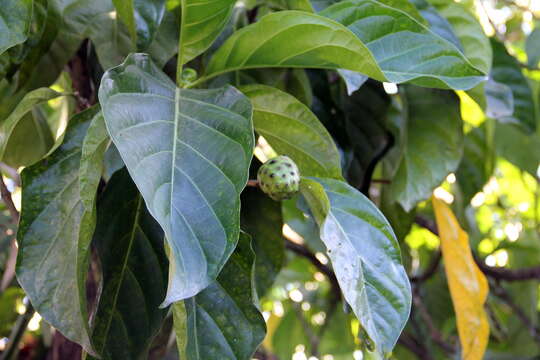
[415,215,540,281]
[0,302,34,360]
[0,173,20,294]
[490,281,540,343]
[371,179,391,184]
[284,239,341,300]
[475,258,540,281]
[0,174,19,222]
[398,333,433,360]
[413,287,456,354]
[360,132,394,196]
[0,163,20,187]
[246,180,259,188]
[0,240,17,292]
[293,304,320,358]
[411,251,442,283]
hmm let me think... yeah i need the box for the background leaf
[241,186,284,297]
[491,39,536,132]
[456,124,494,204]
[432,197,489,360]
[0,0,32,55]
[427,0,492,74]
[494,122,540,176]
[99,53,254,305]
[178,0,236,65]
[0,88,61,163]
[300,177,411,358]
[525,27,540,68]
[175,233,266,360]
[113,0,166,50]
[89,169,169,360]
[16,106,101,355]
[386,86,463,211]
[242,84,342,179]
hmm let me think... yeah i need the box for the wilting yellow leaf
[432,196,489,360]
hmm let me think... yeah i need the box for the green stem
[176,0,186,86]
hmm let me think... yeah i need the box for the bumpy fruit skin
[257,156,300,201]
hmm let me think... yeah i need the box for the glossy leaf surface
[16,107,101,355]
[176,233,266,360]
[241,84,342,179]
[432,197,489,360]
[99,53,254,305]
[207,8,484,90]
[178,0,236,65]
[300,177,411,358]
[90,169,168,360]
[320,0,485,90]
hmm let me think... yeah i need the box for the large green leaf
[178,0,236,65]
[300,177,411,358]
[16,106,102,355]
[241,186,284,296]
[99,53,254,305]
[386,86,463,211]
[491,39,536,132]
[0,88,61,162]
[320,0,485,89]
[526,27,540,68]
[0,0,32,55]
[112,0,166,50]
[204,8,484,90]
[242,84,341,179]
[427,0,491,74]
[89,169,169,360]
[175,233,266,360]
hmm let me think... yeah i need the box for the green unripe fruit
[179,68,197,86]
[257,156,300,201]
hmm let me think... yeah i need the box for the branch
[284,239,341,300]
[360,131,394,196]
[246,180,259,188]
[410,251,441,283]
[67,40,94,111]
[476,258,540,281]
[398,333,433,360]
[414,215,540,281]
[490,281,540,343]
[0,303,34,360]
[412,287,456,354]
[0,174,19,222]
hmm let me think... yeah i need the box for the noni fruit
[257,156,300,201]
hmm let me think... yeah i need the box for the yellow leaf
[432,196,490,360]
